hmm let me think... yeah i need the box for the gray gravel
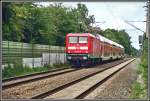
[2,59,125,99]
[95,58,140,99]
[2,67,101,99]
[44,60,133,99]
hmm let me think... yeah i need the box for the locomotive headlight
[68,56,71,59]
[83,56,87,60]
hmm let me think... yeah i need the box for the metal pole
[31,34,34,68]
[147,1,150,98]
[49,44,51,65]
[21,41,23,67]
[8,40,10,67]
[59,46,61,64]
[41,44,43,66]
[31,43,34,67]
[55,45,57,64]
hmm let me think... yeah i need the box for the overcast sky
[37,2,147,50]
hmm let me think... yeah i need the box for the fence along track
[2,41,65,64]
[2,67,80,90]
[31,59,129,99]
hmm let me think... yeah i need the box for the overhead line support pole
[147,1,150,94]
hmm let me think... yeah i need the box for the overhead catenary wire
[105,3,146,33]
[123,20,145,33]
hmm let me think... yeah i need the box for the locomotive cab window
[69,36,78,43]
[79,36,88,43]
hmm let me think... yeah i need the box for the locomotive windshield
[69,36,78,43]
[79,36,88,43]
[69,36,88,43]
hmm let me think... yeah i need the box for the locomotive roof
[67,33,96,37]
[67,33,91,36]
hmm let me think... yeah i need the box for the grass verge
[2,62,71,79]
[130,63,148,99]
[129,35,148,99]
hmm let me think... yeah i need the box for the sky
[37,2,147,50]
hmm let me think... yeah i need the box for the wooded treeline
[2,2,138,56]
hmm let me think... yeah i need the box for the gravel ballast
[44,59,134,99]
[2,59,126,99]
[2,67,103,99]
[91,58,140,99]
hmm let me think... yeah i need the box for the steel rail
[3,67,69,82]
[31,59,129,99]
[2,67,80,90]
[75,59,135,99]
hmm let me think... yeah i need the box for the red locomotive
[66,33,124,67]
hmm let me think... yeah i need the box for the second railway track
[2,67,80,89]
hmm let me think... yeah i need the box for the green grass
[130,81,146,99]
[2,62,71,79]
[130,62,148,99]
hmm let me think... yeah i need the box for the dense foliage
[2,2,95,45]
[2,2,138,56]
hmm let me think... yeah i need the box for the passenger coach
[66,33,124,67]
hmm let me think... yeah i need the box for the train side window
[69,36,78,43]
[79,36,88,43]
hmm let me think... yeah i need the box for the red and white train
[66,33,124,67]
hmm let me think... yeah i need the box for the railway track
[2,59,125,90]
[3,67,69,82]
[2,67,80,89]
[75,59,135,99]
[31,58,133,99]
